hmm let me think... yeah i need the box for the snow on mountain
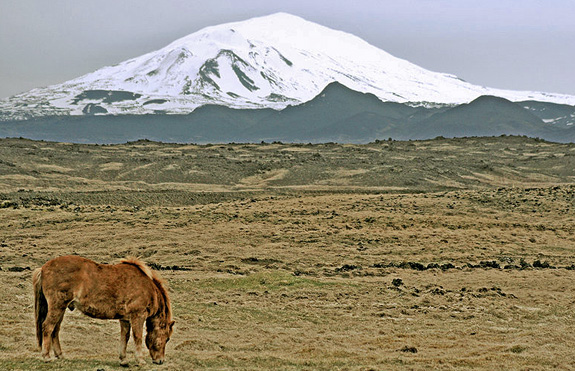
[2,12,575,120]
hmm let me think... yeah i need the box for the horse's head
[146,317,175,365]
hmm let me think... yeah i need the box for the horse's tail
[33,268,47,348]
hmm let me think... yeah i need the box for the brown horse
[33,255,174,365]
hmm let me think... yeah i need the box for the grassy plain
[0,136,574,370]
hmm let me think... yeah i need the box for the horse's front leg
[130,315,147,366]
[119,320,131,366]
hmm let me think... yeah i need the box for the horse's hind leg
[119,320,131,366]
[51,310,66,359]
[41,307,66,362]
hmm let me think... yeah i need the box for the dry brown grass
[0,137,575,369]
[1,189,575,369]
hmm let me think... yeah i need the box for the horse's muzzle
[153,359,164,365]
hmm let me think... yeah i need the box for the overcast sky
[1,0,574,99]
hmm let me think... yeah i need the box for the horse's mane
[120,257,172,321]
[121,257,154,280]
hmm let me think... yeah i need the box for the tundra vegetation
[0,136,574,369]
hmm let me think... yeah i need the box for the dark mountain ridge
[0,83,574,144]
[404,95,547,140]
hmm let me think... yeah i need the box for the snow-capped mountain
[2,12,575,120]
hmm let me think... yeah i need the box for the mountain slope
[243,82,441,142]
[1,13,575,121]
[519,101,575,128]
[406,96,549,139]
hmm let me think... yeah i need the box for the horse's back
[41,255,97,287]
[43,255,93,269]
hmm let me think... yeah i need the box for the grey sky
[1,0,574,99]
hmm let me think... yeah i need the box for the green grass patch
[509,345,528,354]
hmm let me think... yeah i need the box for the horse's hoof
[120,361,130,368]
[42,356,53,363]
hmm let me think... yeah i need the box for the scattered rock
[147,262,192,271]
[336,264,361,272]
[533,260,553,269]
[241,257,281,265]
[440,263,456,271]
[0,200,18,208]
[7,266,30,272]
[399,346,418,353]
[371,259,569,271]
[398,262,426,271]
[430,287,445,295]
[479,260,500,269]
